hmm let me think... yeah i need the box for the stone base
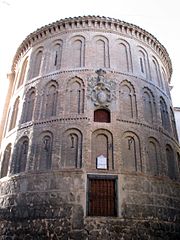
[0,218,179,240]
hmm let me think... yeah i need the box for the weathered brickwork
[0,16,180,239]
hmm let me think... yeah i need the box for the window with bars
[87,175,117,216]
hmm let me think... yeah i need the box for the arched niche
[61,128,82,168]
[36,131,53,171]
[121,131,142,173]
[12,137,29,174]
[91,129,114,170]
[146,137,161,176]
[119,80,137,119]
[66,77,85,114]
[1,143,12,178]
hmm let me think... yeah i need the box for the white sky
[0,0,179,120]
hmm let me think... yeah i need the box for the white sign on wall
[96,155,107,169]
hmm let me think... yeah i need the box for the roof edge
[11,15,172,79]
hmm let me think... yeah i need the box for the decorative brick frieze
[12,16,172,78]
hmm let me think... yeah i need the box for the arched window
[92,129,114,170]
[1,144,11,178]
[45,83,58,118]
[160,97,170,130]
[13,138,29,174]
[23,88,36,122]
[147,138,160,175]
[143,88,156,124]
[53,42,62,70]
[38,133,53,170]
[166,144,176,179]
[66,77,85,114]
[33,49,43,77]
[61,129,82,168]
[94,109,110,123]
[121,131,142,172]
[17,57,28,88]
[9,97,20,130]
[119,80,137,119]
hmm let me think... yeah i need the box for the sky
[0,0,179,120]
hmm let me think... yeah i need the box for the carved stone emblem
[87,69,116,107]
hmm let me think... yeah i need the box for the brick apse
[0,16,180,239]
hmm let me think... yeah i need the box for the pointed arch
[22,88,36,123]
[160,97,170,130]
[170,107,178,140]
[38,131,53,170]
[17,57,28,88]
[177,152,180,175]
[61,128,82,168]
[166,144,176,179]
[73,40,82,67]
[96,39,105,68]
[14,70,20,91]
[147,137,161,175]
[138,47,150,79]
[119,80,137,119]
[121,131,142,172]
[44,81,58,118]
[116,39,132,72]
[152,57,163,89]
[93,36,110,68]
[66,77,85,114]
[143,87,156,124]
[12,137,29,174]
[32,48,43,77]
[161,67,170,96]
[52,40,63,70]
[70,36,85,68]
[1,143,12,178]
[3,108,10,137]
[9,97,20,130]
[92,129,114,170]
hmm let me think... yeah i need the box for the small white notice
[96,155,107,169]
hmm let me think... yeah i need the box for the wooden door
[88,178,116,216]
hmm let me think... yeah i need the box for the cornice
[11,15,172,77]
